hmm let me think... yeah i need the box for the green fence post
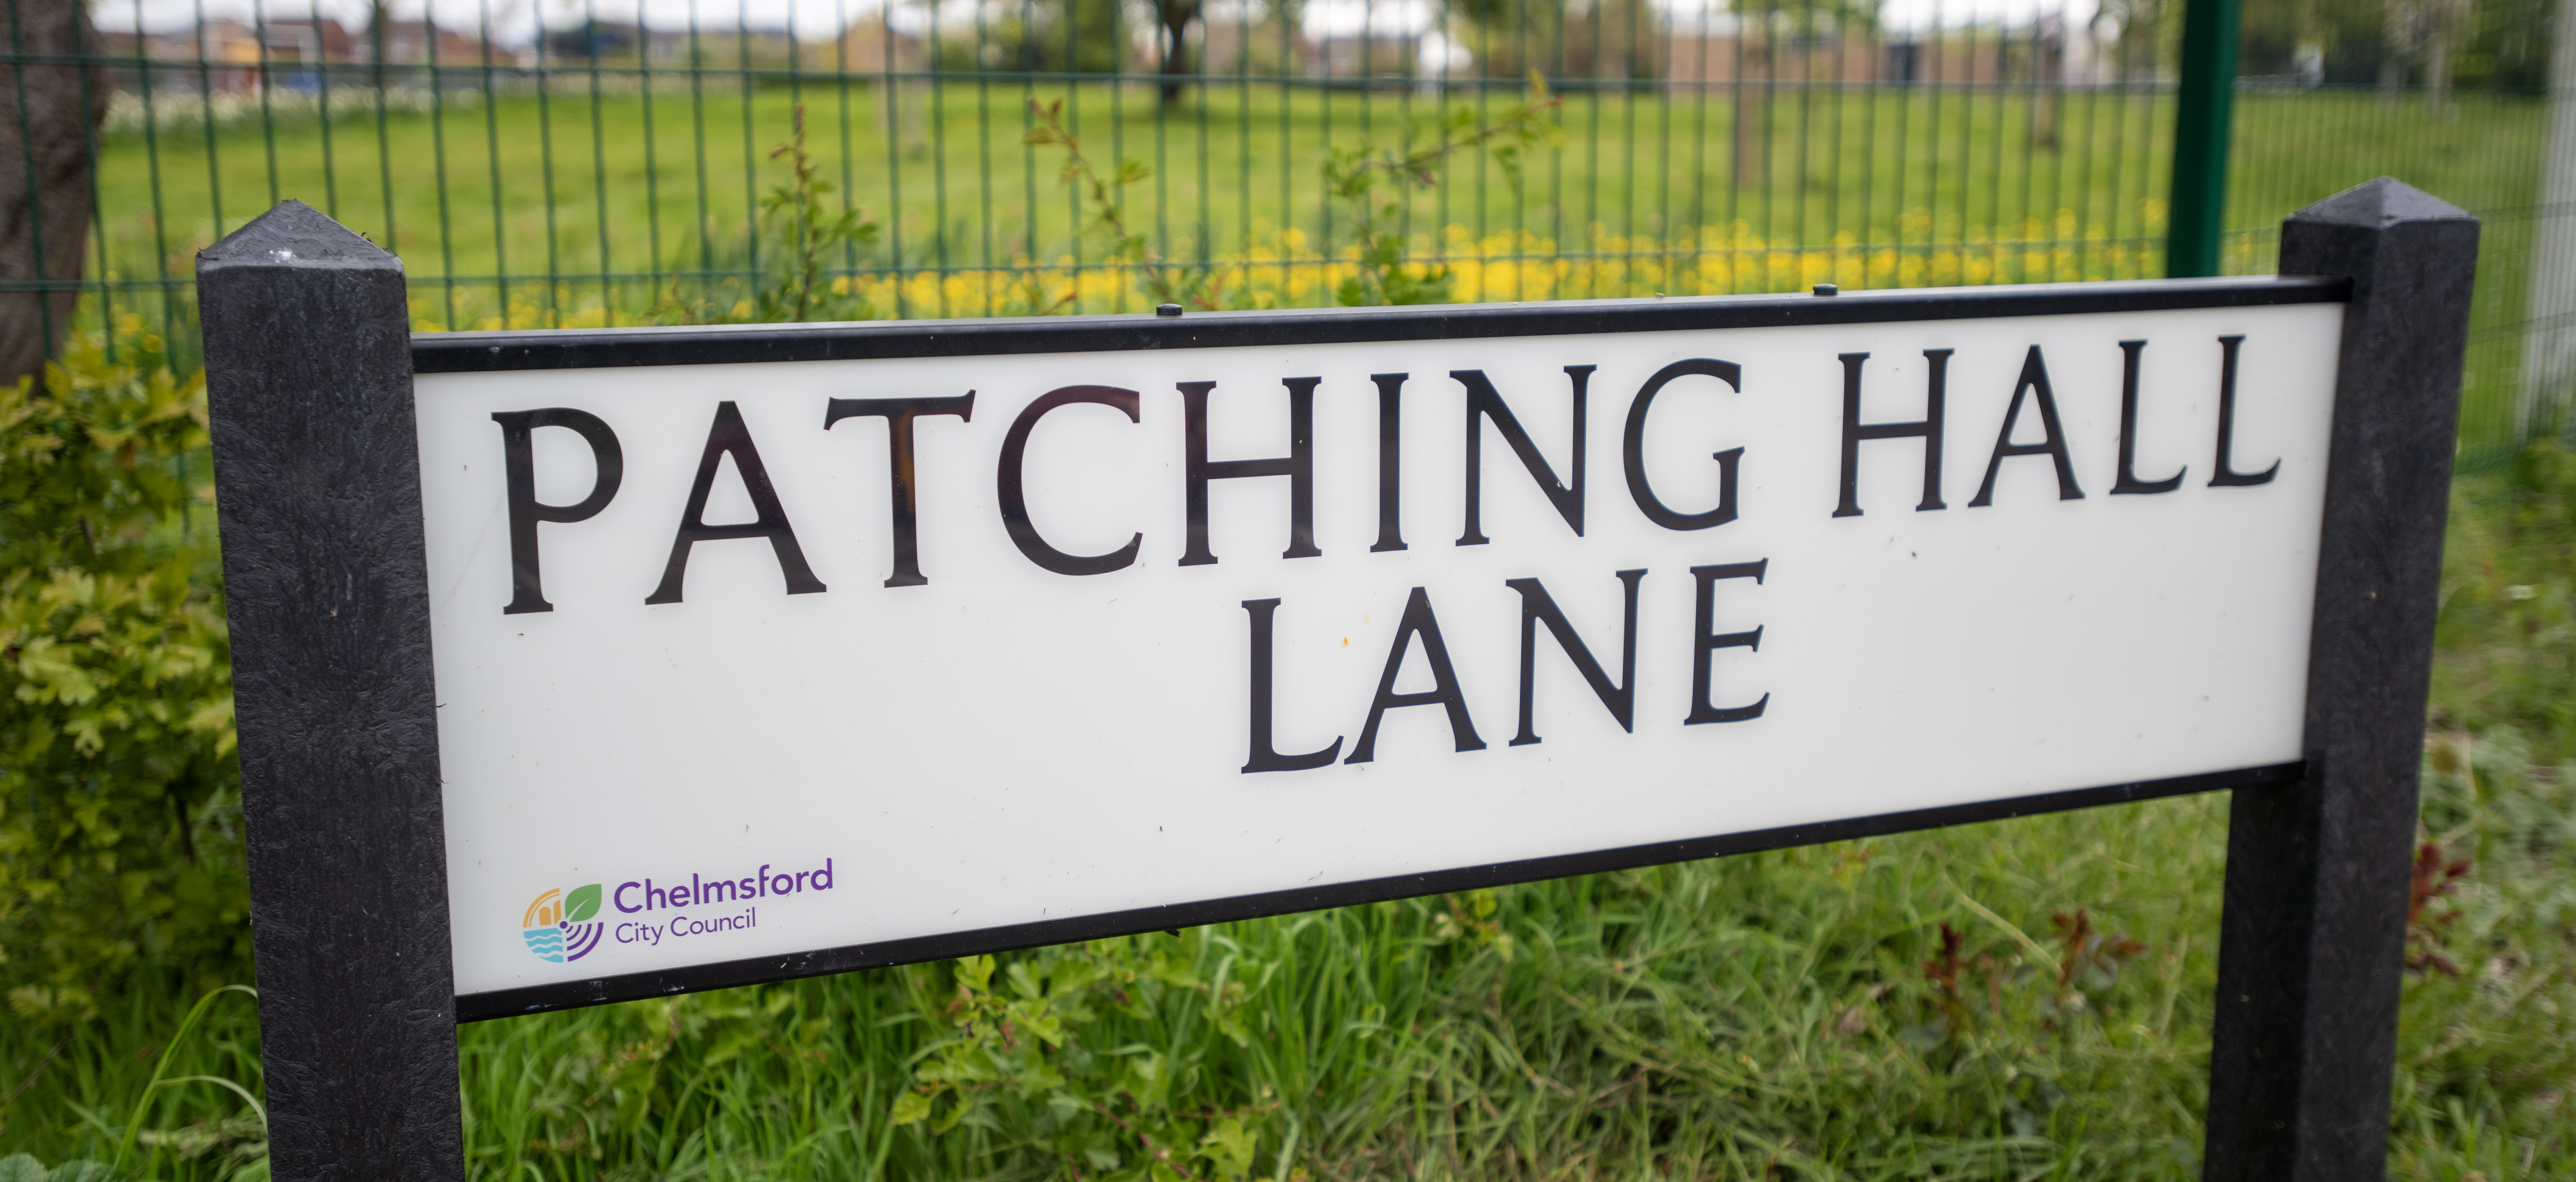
[2168,0,2244,278]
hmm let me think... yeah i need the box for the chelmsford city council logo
[522,884,606,963]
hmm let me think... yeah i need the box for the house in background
[1299,0,1457,79]
[104,17,494,94]
[839,14,928,75]
[1663,9,2109,90]
[371,20,490,65]
[1199,1,1315,79]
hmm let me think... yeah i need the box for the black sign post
[199,206,462,1182]
[2203,181,2479,1180]
[199,179,2475,1182]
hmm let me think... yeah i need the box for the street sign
[199,178,2477,1182]
[408,291,2341,1013]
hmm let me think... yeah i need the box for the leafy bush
[0,326,244,1027]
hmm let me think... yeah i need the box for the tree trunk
[0,0,107,386]
[2424,29,2451,111]
[875,7,923,156]
[2516,0,2576,434]
[2378,16,2404,104]
[2033,28,2063,150]
[1158,0,1196,107]
[1733,29,1770,192]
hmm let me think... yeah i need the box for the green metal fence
[6,0,2568,465]
[2224,84,2565,469]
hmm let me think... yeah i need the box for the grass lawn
[97,81,2184,292]
[86,78,2548,448]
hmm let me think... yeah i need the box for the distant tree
[2241,0,2549,88]
[2384,0,2475,105]
[0,0,108,386]
[981,0,1125,75]
[2095,0,2178,81]
[1061,0,1128,73]
[1158,0,1203,105]
[2239,0,2316,75]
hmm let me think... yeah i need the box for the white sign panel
[410,289,2342,1002]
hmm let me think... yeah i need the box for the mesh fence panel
[8,0,2567,465]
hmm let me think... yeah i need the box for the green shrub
[0,329,244,1028]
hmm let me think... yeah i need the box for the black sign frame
[199,178,2475,1182]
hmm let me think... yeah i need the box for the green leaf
[1198,1117,1258,1181]
[563,883,602,923]
[702,1028,761,1067]
[889,1090,935,1126]
[930,1093,976,1134]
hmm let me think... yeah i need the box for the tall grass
[9,629,2573,1179]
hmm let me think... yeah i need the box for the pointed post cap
[2288,176,2475,230]
[198,199,403,274]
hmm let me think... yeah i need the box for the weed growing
[645,104,882,326]
[1319,78,1563,309]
